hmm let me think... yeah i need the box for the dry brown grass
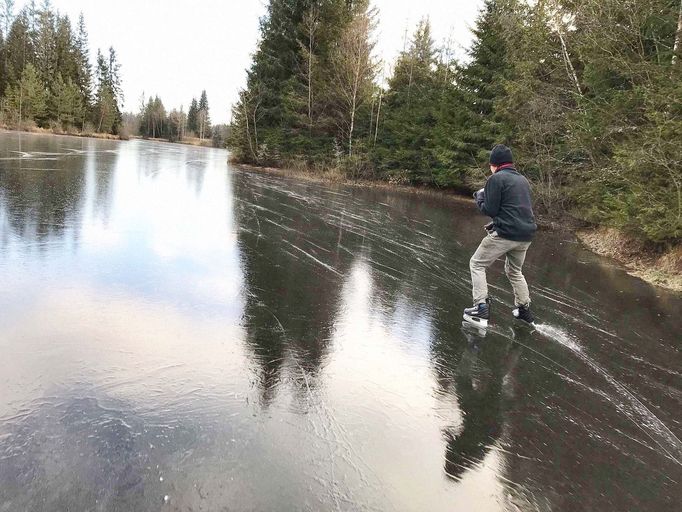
[178,137,212,147]
[1,126,121,140]
[577,228,681,292]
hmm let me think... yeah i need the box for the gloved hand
[473,188,485,201]
[484,222,494,232]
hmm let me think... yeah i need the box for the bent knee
[470,257,484,271]
[505,263,522,277]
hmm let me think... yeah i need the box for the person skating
[463,144,537,327]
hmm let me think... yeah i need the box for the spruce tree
[229,0,313,164]
[0,27,5,100]
[455,0,512,177]
[107,46,122,101]
[4,10,35,85]
[374,18,440,184]
[50,72,83,128]
[54,15,77,88]
[1,0,14,36]
[4,62,47,125]
[187,97,198,134]
[34,0,56,86]
[198,89,211,139]
[74,13,91,114]
[563,0,682,242]
[0,0,12,98]
[328,0,377,160]
[93,48,121,133]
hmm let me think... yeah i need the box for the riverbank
[577,229,681,292]
[235,161,680,292]
[0,126,213,147]
[1,125,121,140]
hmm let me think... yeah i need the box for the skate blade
[462,321,488,337]
[513,317,536,328]
[462,313,488,328]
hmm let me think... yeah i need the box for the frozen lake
[1,132,680,511]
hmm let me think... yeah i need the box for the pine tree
[0,0,13,98]
[168,107,186,142]
[50,72,83,128]
[374,18,440,183]
[54,15,77,86]
[0,27,5,101]
[229,0,315,164]
[73,13,91,128]
[93,48,121,133]
[34,0,56,86]
[107,46,122,104]
[1,0,14,37]
[4,62,47,125]
[329,1,378,159]
[4,10,35,85]
[197,89,211,139]
[187,97,198,134]
[454,0,512,178]
[561,0,682,242]
[229,0,378,168]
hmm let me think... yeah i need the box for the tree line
[228,0,682,246]
[134,89,229,147]
[0,0,124,134]
[137,89,215,141]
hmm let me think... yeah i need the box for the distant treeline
[0,1,227,146]
[0,0,124,135]
[229,0,682,245]
[135,89,229,147]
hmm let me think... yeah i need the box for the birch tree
[330,3,378,157]
[299,6,320,131]
[673,0,682,65]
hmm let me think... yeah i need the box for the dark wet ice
[0,132,680,511]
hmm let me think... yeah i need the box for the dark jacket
[475,167,537,241]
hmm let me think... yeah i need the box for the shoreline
[0,126,213,148]
[576,229,681,292]
[235,162,681,293]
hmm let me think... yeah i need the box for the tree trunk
[17,79,23,125]
[557,26,582,96]
[373,88,382,145]
[308,29,313,130]
[242,102,257,161]
[673,0,682,65]
[348,87,357,157]
[252,106,259,149]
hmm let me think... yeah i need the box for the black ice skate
[512,304,535,325]
[463,300,489,328]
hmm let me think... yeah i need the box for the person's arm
[477,175,501,217]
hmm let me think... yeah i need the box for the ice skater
[463,144,537,327]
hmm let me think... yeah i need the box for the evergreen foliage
[93,47,122,133]
[228,0,681,245]
[228,0,375,168]
[4,62,47,124]
[187,97,198,134]
[135,90,213,144]
[139,95,167,139]
[373,18,441,184]
[0,2,121,134]
[197,89,211,139]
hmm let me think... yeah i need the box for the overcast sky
[19,0,483,123]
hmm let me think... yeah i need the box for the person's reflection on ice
[443,323,524,481]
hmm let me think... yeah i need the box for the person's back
[463,144,537,327]
[476,166,536,242]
